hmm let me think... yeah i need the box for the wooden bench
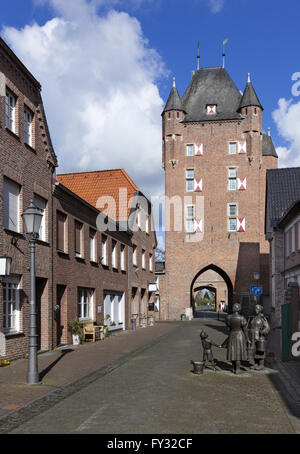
[82,321,104,342]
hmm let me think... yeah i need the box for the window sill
[5,128,20,142]
[24,142,36,154]
[4,229,24,238]
[76,256,86,263]
[36,239,50,247]
[4,331,25,339]
[57,250,69,258]
[90,260,99,266]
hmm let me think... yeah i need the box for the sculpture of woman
[249,304,270,370]
[226,303,250,374]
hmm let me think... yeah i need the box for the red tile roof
[57,169,139,221]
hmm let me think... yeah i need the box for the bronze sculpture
[225,303,250,374]
[249,304,270,370]
[200,329,221,371]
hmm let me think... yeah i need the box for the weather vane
[222,38,229,68]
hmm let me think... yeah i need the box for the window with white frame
[142,249,146,269]
[78,287,94,320]
[186,144,194,156]
[149,253,153,271]
[34,194,47,242]
[5,90,16,133]
[228,168,237,191]
[120,244,126,271]
[101,235,107,265]
[186,169,194,192]
[89,229,96,262]
[185,205,195,233]
[112,239,117,268]
[24,107,33,146]
[229,142,237,155]
[3,276,20,333]
[133,244,137,266]
[4,178,20,233]
[228,203,238,232]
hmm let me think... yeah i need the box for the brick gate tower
[162,64,278,320]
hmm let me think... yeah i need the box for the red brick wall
[162,106,277,319]
[0,41,55,360]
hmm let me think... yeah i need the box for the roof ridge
[57,168,124,176]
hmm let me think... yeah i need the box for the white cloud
[208,0,225,13]
[272,97,300,167]
[3,0,166,198]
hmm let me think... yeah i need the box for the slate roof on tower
[181,67,243,122]
[162,85,185,113]
[262,134,278,158]
[239,79,263,111]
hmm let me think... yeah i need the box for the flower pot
[148,316,154,326]
[191,360,204,375]
[140,317,147,328]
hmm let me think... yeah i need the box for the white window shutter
[195,144,203,156]
[194,178,203,192]
[237,177,247,190]
[194,219,203,233]
[237,218,246,232]
[4,179,20,232]
[238,141,247,154]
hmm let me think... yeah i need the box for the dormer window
[207,105,216,115]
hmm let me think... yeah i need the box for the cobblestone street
[2,318,300,434]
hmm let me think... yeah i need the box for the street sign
[251,286,263,296]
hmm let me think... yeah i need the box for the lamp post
[22,200,43,385]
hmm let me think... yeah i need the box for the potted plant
[140,313,147,328]
[100,314,112,337]
[148,313,154,326]
[67,319,83,345]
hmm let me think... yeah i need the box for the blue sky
[2,0,300,250]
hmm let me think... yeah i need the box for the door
[282,303,293,361]
[104,291,124,331]
[56,285,66,346]
[35,278,47,351]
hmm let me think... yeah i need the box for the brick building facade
[0,38,157,360]
[265,168,300,330]
[162,67,278,320]
[56,170,157,339]
[0,37,57,360]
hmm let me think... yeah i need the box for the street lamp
[22,200,43,385]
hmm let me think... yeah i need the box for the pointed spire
[197,41,200,71]
[162,78,185,115]
[238,73,263,111]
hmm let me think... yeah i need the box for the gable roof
[181,67,243,122]
[265,167,300,233]
[57,169,139,221]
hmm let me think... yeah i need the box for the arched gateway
[190,265,233,315]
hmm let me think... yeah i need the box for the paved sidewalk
[0,322,179,422]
